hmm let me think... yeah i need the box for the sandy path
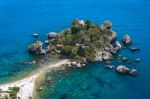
[0,59,68,99]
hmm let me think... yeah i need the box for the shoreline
[0,59,68,99]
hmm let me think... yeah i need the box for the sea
[0,0,150,99]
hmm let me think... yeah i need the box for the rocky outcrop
[102,51,112,60]
[102,21,112,30]
[95,51,103,61]
[116,65,130,74]
[28,41,46,55]
[122,34,132,45]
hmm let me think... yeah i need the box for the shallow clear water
[0,0,150,99]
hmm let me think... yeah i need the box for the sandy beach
[0,59,68,99]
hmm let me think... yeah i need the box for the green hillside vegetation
[49,19,113,62]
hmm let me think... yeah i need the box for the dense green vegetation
[48,19,113,62]
[0,87,20,99]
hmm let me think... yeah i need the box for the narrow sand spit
[0,59,68,99]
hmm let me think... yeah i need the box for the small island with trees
[28,19,140,75]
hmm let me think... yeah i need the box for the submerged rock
[122,34,132,45]
[116,65,130,74]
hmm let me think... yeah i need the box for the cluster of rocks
[29,20,140,76]
[103,34,140,76]
[116,65,138,75]
[29,32,60,55]
[28,41,46,55]
[67,61,86,68]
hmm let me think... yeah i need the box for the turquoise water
[0,0,150,99]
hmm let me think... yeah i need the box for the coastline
[0,59,68,99]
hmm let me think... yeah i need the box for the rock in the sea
[105,61,112,65]
[122,57,128,61]
[122,34,132,45]
[109,48,118,54]
[130,47,140,52]
[76,63,82,68]
[44,40,49,44]
[81,64,86,67]
[129,69,138,75]
[115,41,122,50]
[106,65,114,69]
[33,33,39,38]
[28,41,46,55]
[71,61,77,66]
[102,20,112,30]
[116,65,130,74]
[135,58,140,63]
[32,61,36,64]
[48,32,58,38]
[40,49,46,55]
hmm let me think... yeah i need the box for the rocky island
[28,19,139,74]
[0,19,140,99]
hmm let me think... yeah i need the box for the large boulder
[122,34,132,45]
[102,51,112,60]
[116,65,130,74]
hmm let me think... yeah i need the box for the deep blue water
[0,0,150,99]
